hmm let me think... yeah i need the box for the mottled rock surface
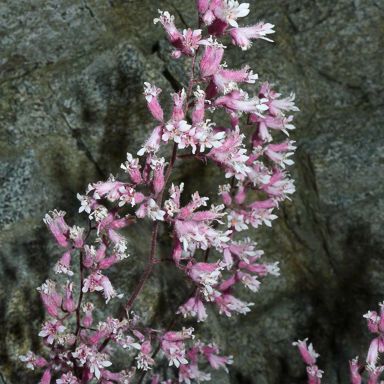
[0,0,383,383]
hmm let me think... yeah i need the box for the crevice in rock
[82,0,95,17]
[373,0,384,12]
[295,148,338,278]
[58,110,106,179]
[0,371,7,384]
[232,369,253,384]
[310,66,370,103]
[151,41,160,54]
[162,67,182,92]
[167,0,189,29]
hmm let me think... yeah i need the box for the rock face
[0,1,383,383]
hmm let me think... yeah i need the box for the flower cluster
[295,301,384,384]
[20,1,299,382]
[293,339,323,384]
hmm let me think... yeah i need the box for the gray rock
[0,0,383,383]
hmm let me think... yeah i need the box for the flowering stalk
[20,1,299,383]
[294,301,384,383]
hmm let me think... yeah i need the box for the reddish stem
[75,251,84,341]
[124,220,159,314]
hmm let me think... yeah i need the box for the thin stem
[157,142,178,206]
[135,51,201,383]
[124,221,159,313]
[75,251,84,340]
[99,143,179,353]
[186,54,198,112]
[102,29,199,378]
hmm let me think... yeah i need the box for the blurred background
[0,0,383,383]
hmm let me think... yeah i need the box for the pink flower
[246,207,278,228]
[137,125,163,156]
[237,271,260,292]
[218,184,232,206]
[213,66,258,93]
[306,365,323,384]
[62,281,76,313]
[367,337,384,365]
[191,120,226,153]
[349,357,362,384]
[171,89,187,122]
[87,353,112,379]
[162,120,191,145]
[37,280,62,318]
[199,37,225,77]
[223,238,261,267]
[175,219,230,253]
[136,199,165,221]
[82,271,121,303]
[260,170,296,200]
[88,175,126,202]
[161,338,189,368]
[136,341,155,371]
[192,87,206,125]
[214,293,254,316]
[179,362,211,383]
[39,319,66,344]
[234,185,246,204]
[72,345,92,366]
[43,210,69,247]
[120,153,143,184]
[72,346,112,380]
[188,262,222,286]
[118,186,145,207]
[144,82,164,122]
[207,128,250,180]
[19,351,48,370]
[264,142,296,169]
[196,0,210,14]
[56,372,80,384]
[200,343,233,371]
[150,157,167,195]
[82,302,95,328]
[173,29,203,58]
[367,364,384,384]
[364,310,380,333]
[215,89,268,114]
[292,339,319,366]
[153,10,182,44]
[239,259,280,277]
[229,22,275,50]
[178,296,208,322]
[69,226,84,248]
[39,368,52,384]
[259,82,299,116]
[54,251,73,276]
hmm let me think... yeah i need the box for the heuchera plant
[20,1,300,383]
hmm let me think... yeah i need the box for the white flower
[147,199,166,221]
[228,211,248,232]
[240,273,260,292]
[77,193,92,214]
[266,262,280,276]
[216,1,250,28]
[89,206,109,223]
